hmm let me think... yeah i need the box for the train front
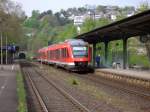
[68,39,93,72]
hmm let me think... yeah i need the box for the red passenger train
[37,39,94,72]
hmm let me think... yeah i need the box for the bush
[129,54,150,68]
[72,79,78,85]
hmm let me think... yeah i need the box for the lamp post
[1,32,3,65]
[5,35,8,64]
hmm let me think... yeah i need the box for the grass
[16,70,28,112]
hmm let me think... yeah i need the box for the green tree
[81,18,96,33]
[56,24,77,42]
[24,10,40,28]
[96,18,110,28]
[137,1,149,12]
[137,1,150,60]
[0,0,25,44]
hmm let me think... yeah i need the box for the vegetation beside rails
[65,75,139,111]
[16,70,28,112]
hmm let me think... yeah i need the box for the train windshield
[72,46,88,58]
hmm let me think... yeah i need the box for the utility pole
[5,35,7,64]
[1,32,3,65]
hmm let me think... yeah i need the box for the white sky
[11,0,150,16]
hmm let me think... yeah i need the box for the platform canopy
[76,10,150,44]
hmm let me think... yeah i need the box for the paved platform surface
[0,65,18,112]
[96,68,150,80]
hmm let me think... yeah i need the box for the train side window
[53,50,54,59]
[48,51,50,59]
[51,51,53,59]
[60,49,62,58]
[66,48,69,58]
[54,50,56,59]
[47,51,49,59]
[50,51,51,59]
[52,50,54,59]
[57,49,59,59]
[62,48,65,58]
[53,50,55,59]
[64,48,68,58]
[64,48,66,58]
[59,49,61,59]
[53,51,54,59]
[56,49,59,59]
[50,51,52,59]
[55,50,57,59]
[58,49,60,59]
[49,51,51,59]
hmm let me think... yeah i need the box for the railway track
[76,73,150,100]
[23,69,48,112]
[21,62,91,112]
[33,62,150,101]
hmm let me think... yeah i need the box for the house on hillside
[73,11,104,26]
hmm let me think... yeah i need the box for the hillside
[23,4,150,68]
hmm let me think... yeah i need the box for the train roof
[64,39,88,46]
[39,39,88,51]
[38,47,48,52]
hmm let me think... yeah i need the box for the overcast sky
[12,0,150,16]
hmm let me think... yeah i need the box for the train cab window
[72,46,88,58]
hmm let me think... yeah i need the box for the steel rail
[23,68,49,112]
[78,74,150,100]
[34,67,91,112]
[38,63,150,100]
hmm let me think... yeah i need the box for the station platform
[0,65,18,112]
[96,68,150,81]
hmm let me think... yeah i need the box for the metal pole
[1,32,3,65]
[93,43,96,67]
[105,41,108,65]
[123,37,127,69]
[6,35,7,64]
